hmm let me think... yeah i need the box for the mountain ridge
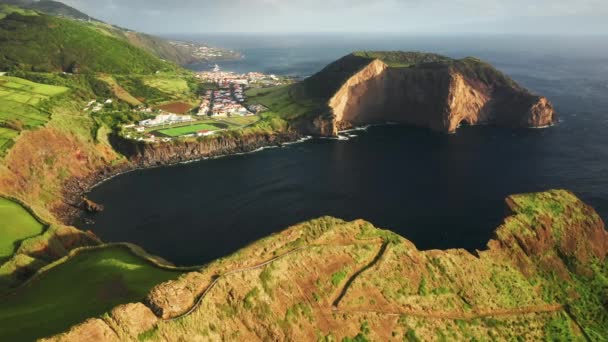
[0,0,241,65]
[37,190,608,341]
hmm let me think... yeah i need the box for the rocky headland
[284,52,557,135]
[43,190,608,341]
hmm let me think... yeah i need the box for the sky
[61,0,608,35]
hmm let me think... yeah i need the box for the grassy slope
[114,72,199,106]
[0,245,183,342]
[0,197,44,259]
[0,11,174,74]
[22,0,95,21]
[97,74,142,106]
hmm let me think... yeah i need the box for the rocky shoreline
[56,129,303,225]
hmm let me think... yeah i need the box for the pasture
[0,76,68,154]
[143,76,189,94]
[0,245,184,341]
[0,197,44,260]
[217,115,260,126]
[97,74,142,106]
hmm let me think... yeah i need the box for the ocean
[85,34,608,265]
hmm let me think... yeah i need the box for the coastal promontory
[248,51,556,135]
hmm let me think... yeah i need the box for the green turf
[0,197,44,260]
[157,123,222,137]
[0,245,183,341]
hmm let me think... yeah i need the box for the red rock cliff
[300,55,556,135]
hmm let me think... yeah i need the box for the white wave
[282,136,313,146]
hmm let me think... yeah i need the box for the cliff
[44,190,608,341]
[109,130,301,168]
[250,52,557,135]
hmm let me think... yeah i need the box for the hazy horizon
[61,0,608,36]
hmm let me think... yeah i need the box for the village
[168,41,242,61]
[109,66,286,142]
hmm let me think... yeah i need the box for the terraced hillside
[38,190,607,341]
[0,76,68,154]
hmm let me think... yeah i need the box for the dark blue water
[88,35,608,266]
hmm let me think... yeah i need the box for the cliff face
[45,190,608,341]
[110,130,301,168]
[299,54,556,135]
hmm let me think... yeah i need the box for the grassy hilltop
[0,10,173,74]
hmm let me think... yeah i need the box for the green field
[0,76,69,155]
[0,197,45,260]
[143,75,190,94]
[245,85,319,121]
[98,74,142,106]
[0,127,18,152]
[217,115,261,126]
[0,245,184,341]
[157,123,223,137]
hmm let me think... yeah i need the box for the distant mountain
[3,0,97,21]
[32,1,98,21]
[0,0,241,65]
[0,10,174,73]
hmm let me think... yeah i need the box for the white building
[139,114,193,127]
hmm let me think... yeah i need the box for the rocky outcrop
[40,319,119,342]
[82,197,104,213]
[110,303,159,338]
[297,53,556,135]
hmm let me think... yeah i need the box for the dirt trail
[168,246,307,321]
[332,241,389,308]
[334,304,564,320]
[165,238,562,325]
[166,238,385,321]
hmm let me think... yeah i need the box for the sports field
[0,76,69,154]
[0,245,184,341]
[157,123,223,137]
[0,197,45,259]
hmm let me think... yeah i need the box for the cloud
[61,0,608,34]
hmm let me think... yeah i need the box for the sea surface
[85,34,608,266]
